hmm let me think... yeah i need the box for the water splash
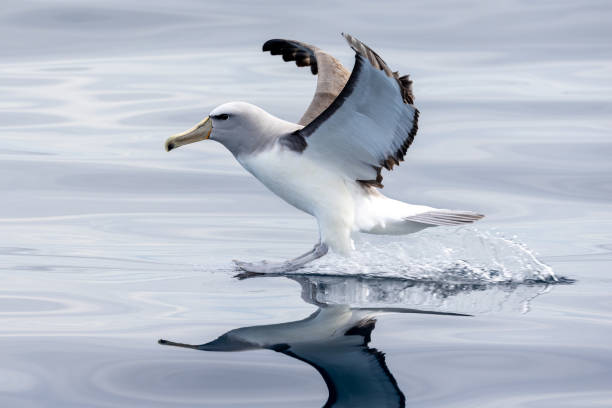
[289,273,556,315]
[307,227,557,284]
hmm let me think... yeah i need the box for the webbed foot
[233,243,328,274]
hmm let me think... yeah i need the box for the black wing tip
[262,38,318,75]
[262,39,277,52]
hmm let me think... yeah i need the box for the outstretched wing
[291,33,419,188]
[263,39,351,126]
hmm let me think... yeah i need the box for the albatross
[165,33,484,273]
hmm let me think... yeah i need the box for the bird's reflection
[160,273,560,408]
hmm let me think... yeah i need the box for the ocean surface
[2,1,611,406]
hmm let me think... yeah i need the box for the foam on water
[307,227,557,284]
[286,273,556,315]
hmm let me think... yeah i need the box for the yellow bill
[165,116,212,152]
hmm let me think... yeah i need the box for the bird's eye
[215,114,230,120]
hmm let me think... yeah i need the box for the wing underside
[293,34,419,188]
[264,34,419,189]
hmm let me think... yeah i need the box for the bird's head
[165,101,286,157]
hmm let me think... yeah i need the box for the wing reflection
[160,273,560,408]
[161,304,426,407]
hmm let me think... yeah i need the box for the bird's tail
[355,190,484,235]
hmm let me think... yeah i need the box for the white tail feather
[405,210,484,226]
[355,190,484,235]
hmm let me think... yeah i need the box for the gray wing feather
[292,33,419,188]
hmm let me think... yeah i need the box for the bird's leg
[233,242,329,273]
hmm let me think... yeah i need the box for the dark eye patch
[213,113,230,120]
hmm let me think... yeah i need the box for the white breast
[238,145,354,221]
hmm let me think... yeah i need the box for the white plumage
[165,34,484,272]
[238,125,434,255]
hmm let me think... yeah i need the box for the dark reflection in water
[160,274,566,407]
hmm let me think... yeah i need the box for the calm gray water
[2,1,612,407]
